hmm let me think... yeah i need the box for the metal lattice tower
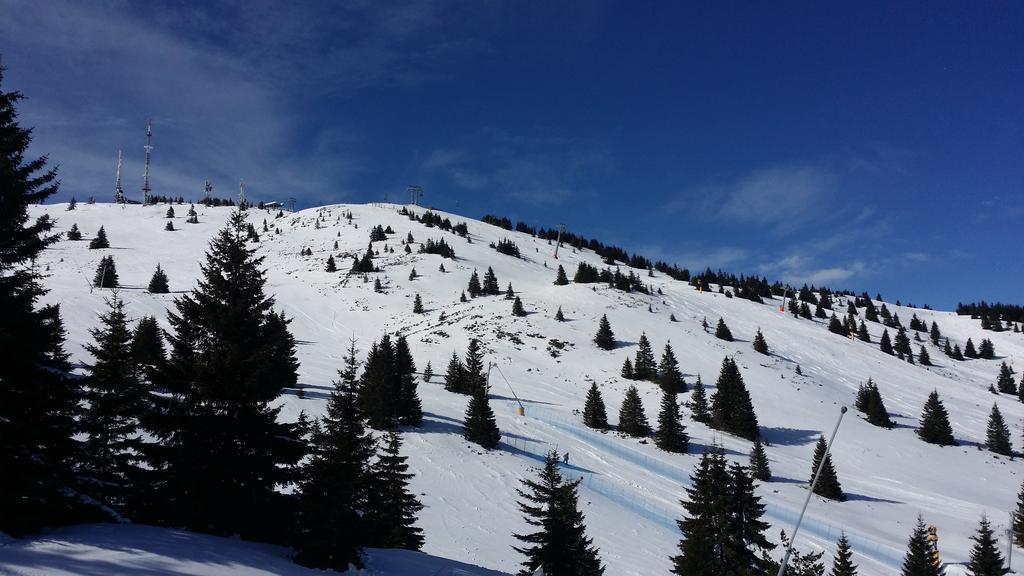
[141,118,153,204]
[238,179,246,207]
[113,150,125,204]
[203,180,213,202]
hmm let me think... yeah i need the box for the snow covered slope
[14,201,1024,575]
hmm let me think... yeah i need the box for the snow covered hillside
[14,201,1024,575]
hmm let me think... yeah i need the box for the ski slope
[13,201,1024,575]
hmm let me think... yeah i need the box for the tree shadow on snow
[689,441,744,457]
[844,491,903,504]
[612,340,639,350]
[760,427,820,446]
[501,442,598,475]
[282,388,329,400]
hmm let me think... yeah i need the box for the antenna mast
[238,179,247,207]
[141,118,153,204]
[113,150,125,204]
[203,179,212,202]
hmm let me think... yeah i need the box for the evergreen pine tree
[583,382,608,430]
[148,211,305,541]
[93,255,118,287]
[830,533,858,576]
[880,330,894,355]
[463,386,500,449]
[67,196,76,210]
[918,345,931,366]
[325,255,337,272]
[655,389,688,453]
[953,344,965,361]
[828,314,846,336]
[555,306,565,321]
[752,328,769,354]
[715,318,734,341]
[985,403,1012,456]
[621,357,635,379]
[750,438,771,482]
[444,351,466,394]
[857,321,871,342]
[482,266,500,295]
[295,339,375,570]
[710,357,760,440]
[505,282,515,300]
[79,295,150,517]
[930,322,941,346]
[966,516,1008,576]
[618,385,649,437]
[394,336,422,427]
[467,269,482,297]
[422,361,433,383]
[147,263,169,293]
[511,295,526,317]
[690,374,710,423]
[164,220,174,231]
[965,338,978,359]
[917,390,957,446]
[1013,480,1024,547]
[357,336,399,429]
[554,264,569,285]
[513,451,605,576]
[131,315,166,386]
[901,516,941,576]
[979,338,996,360]
[724,461,774,574]
[633,332,657,380]
[0,85,81,531]
[89,225,109,249]
[365,430,424,550]
[463,338,486,395]
[658,342,686,393]
[594,314,616,350]
[67,223,83,240]
[412,293,424,314]
[810,436,845,501]
[996,362,1016,394]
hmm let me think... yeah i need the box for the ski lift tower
[141,118,153,205]
[407,185,423,206]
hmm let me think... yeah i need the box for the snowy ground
[8,201,1023,575]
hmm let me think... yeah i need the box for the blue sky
[2,1,1021,309]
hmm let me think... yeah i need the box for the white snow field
[5,201,1023,575]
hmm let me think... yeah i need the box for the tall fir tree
[918,345,931,366]
[394,336,422,427]
[658,342,686,393]
[467,269,482,297]
[148,210,305,542]
[147,263,169,293]
[724,461,774,574]
[325,254,337,272]
[749,438,771,482]
[900,516,941,576]
[917,390,957,446]
[594,314,616,350]
[89,225,110,249]
[463,386,501,449]
[554,264,569,285]
[513,451,605,576]
[1013,480,1024,547]
[511,295,526,317]
[715,317,734,341]
[966,516,1008,576]
[880,329,894,355]
[444,351,466,394]
[131,315,166,386]
[464,338,487,395]
[996,362,1016,394]
[710,357,760,440]
[621,357,634,379]
[965,338,978,359]
[78,296,150,517]
[93,255,118,288]
[655,389,688,453]
[583,382,609,430]
[752,328,769,354]
[0,68,84,535]
[690,374,710,423]
[67,222,82,240]
[854,378,894,428]
[412,293,424,314]
[618,385,649,437]
[830,533,858,576]
[985,403,1012,456]
[482,266,500,295]
[358,335,399,429]
[633,333,657,380]
[295,339,375,570]
[809,436,845,501]
[365,430,424,551]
